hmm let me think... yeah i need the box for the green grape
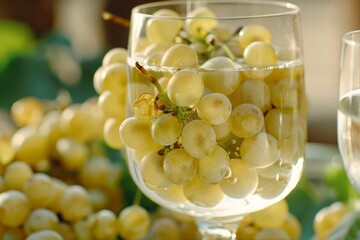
[163,148,196,185]
[256,176,286,199]
[183,175,224,207]
[26,230,64,240]
[237,80,271,113]
[60,105,97,142]
[11,125,48,167]
[249,199,289,229]
[313,201,348,240]
[230,103,264,138]
[161,44,199,69]
[257,160,292,182]
[102,47,127,66]
[11,96,44,127]
[93,66,105,94]
[254,228,290,240]
[2,227,25,240]
[24,208,59,235]
[73,220,92,240]
[167,69,204,107]
[147,217,181,240]
[270,78,299,108]
[79,156,111,189]
[47,178,68,213]
[88,188,109,211]
[197,93,232,125]
[23,173,54,208]
[146,15,181,45]
[0,190,30,227]
[140,151,172,189]
[212,118,232,141]
[90,210,118,240]
[151,114,181,146]
[265,108,296,140]
[197,145,230,184]
[98,90,126,120]
[200,56,241,96]
[239,24,272,50]
[244,41,277,67]
[3,161,33,190]
[154,184,187,203]
[60,185,91,222]
[38,110,63,148]
[219,158,258,199]
[119,117,160,150]
[0,137,14,165]
[281,213,302,240]
[98,63,127,94]
[55,137,89,170]
[103,118,125,149]
[185,6,218,38]
[181,120,217,158]
[240,132,280,168]
[117,205,151,240]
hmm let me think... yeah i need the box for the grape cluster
[111,5,306,209]
[236,199,301,240]
[0,94,155,240]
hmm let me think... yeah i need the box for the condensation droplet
[279,161,293,170]
[231,139,236,145]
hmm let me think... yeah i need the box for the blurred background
[1,0,359,144]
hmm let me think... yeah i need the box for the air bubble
[227,176,237,184]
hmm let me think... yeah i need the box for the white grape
[140,150,172,189]
[59,185,91,222]
[270,78,299,108]
[230,103,264,138]
[244,41,277,67]
[212,118,232,141]
[161,44,198,69]
[219,159,258,199]
[250,199,289,229]
[117,205,151,240]
[147,217,181,240]
[237,80,271,113]
[98,63,127,94]
[103,118,125,149]
[91,210,118,240]
[23,173,54,208]
[183,175,224,207]
[163,148,196,185]
[265,108,296,140]
[254,229,290,240]
[200,56,241,96]
[102,47,127,66]
[240,132,280,168]
[239,24,272,50]
[151,114,182,146]
[0,190,30,227]
[181,120,217,158]
[26,230,64,240]
[197,93,232,125]
[154,184,187,203]
[3,161,33,190]
[167,69,204,107]
[185,7,218,38]
[24,208,59,235]
[146,9,182,45]
[197,145,230,184]
[119,117,160,150]
[98,90,125,119]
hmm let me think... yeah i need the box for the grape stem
[102,11,130,28]
[135,62,164,94]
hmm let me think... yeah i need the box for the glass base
[196,218,242,240]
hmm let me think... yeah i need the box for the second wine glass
[338,30,360,193]
[122,1,307,239]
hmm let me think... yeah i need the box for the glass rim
[342,30,360,46]
[131,0,300,20]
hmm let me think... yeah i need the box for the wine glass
[337,30,360,192]
[122,1,306,238]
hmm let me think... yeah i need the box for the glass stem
[196,219,241,240]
